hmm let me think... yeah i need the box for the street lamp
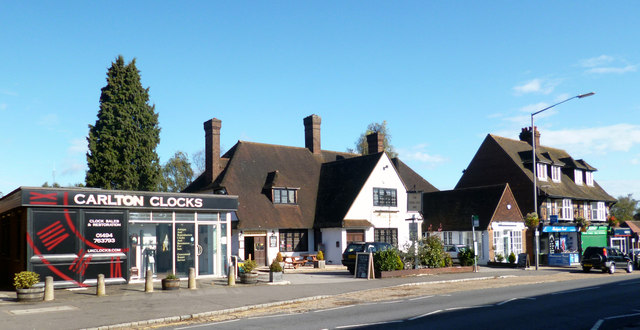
[531,92,595,270]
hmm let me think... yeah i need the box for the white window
[574,169,583,185]
[561,199,573,220]
[584,204,590,220]
[551,166,562,182]
[591,202,606,221]
[493,231,504,258]
[537,163,548,181]
[509,231,523,255]
[585,171,594,186]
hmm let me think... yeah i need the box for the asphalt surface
[0,265,571,330]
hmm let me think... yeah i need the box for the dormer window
[551,165,562,183]
[273,188,297,204]
[536,163,548,181]
[574,169,583,185]
[585,171,594,186]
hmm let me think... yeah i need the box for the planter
[314,260,326,269]
[269,271,283,282]
[161,278,181,290]
[16,286,45,302]
[240,272,259,284]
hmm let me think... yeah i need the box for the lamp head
[577,92,595,98]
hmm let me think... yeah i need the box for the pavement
[0,265,572,330]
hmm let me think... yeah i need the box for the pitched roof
[185,141,438,230]
[422,184,522,231]
[391,158,439,193]
[489,134,615,202]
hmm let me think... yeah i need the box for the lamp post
[531,92,594,270]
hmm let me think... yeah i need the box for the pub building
[0,187,238,288]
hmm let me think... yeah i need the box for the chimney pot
[519,126,540,146]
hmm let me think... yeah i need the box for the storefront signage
[583,227,608,235]
[22,189,238,211]
[543,226,578,233]
[614,228,631,236]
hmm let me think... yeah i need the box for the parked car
[581,247,633,274]
[342,242,393,274]
[444,244,469,262]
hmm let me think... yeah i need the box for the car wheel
[347,266,354,275]
[582,267,591,272]
[627,262,633,273]
[609,263,616,274]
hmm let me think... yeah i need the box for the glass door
[198,224,218,275]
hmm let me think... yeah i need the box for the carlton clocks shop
[0,187,238,288]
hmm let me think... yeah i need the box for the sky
[1,2,639,200]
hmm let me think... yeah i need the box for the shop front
[542,225,580,266]
[0,187,237,288]
[610,228,632,253]
[581,226,608,252]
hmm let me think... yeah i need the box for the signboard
[543,226,578,233]
[549,215,558,224]
[614,228,632,236]
[355,252,375,279]
[517,253,529,268]
[409,222,418,240]
[472,215,479,228]
[407,192,422,212]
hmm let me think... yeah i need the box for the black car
[342,242,392,274]
[581,246,633,274]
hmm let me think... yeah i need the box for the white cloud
[598,180,640,200]
[67,138,87,155]
[542,124,640,155]
[513,78,558,95]
[579,55,637,74]
[398,144,448,168]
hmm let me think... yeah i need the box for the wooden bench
[284,256,307,269]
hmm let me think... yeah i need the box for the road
[169,274,640,330]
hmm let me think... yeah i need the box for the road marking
[408,309,442,321]
[8,305,77,315]
[551,287,599,295]
[496,297,536,306]
[408,295,434,301]
[445,306,472,311]
[591,313,640,330]
[379,300,403,304]
[176,319,239,329]
[313,305,354,313]
[335,320,402,329]
[248,313,295,320]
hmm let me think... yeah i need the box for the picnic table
[283,256,307,269]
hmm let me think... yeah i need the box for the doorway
[244,236,267,266]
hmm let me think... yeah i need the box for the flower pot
[161,278,180,290]
[269,271,283,282]
[240,272,259,284]
[314,260,326,269]
[16,286,45,302]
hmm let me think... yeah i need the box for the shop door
[254,236,266,266]
[198,224,217,275]
[347,230,365,243]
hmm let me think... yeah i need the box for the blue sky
[2,2,639,199]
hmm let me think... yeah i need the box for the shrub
[496,253,505,262]
[524,212,539,230]
[14,271,39,289]
[508,252,516,264]
[270,259,283,272]
[164,273,178,280]
[242,258,257,273]
[276,252,284,263]
[459,249,476,266]
[419,236,447,268]
[317,250,324,261]
[374,249,404,273]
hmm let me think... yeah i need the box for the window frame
[537,163,548,181]
[273,188,297,205]
[551,165,562,183]
[374,227,398,246]
[373,188,398,207]
[279,229,308,252]
[585,171,594,186]
[574,169,583,185]
[561,199,574,220]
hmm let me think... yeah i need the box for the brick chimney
[519,126,540,146]
[204,118,222,183]
[366,132,384,154]
[304,114,321,154]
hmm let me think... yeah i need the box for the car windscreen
[345,244,365,253]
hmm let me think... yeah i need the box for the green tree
[610,194,639,221]
[159,151,194,192]
[347,121,398,158]
[42,182,61,188]
[86,55,161,191]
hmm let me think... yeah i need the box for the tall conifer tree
[86,55,161,191]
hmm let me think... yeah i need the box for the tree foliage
[159,151,194,192]
[347,121,398,158]
[86,55,161,191]
[610,194,639,221]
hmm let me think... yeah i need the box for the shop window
[175,213,195,221]
[197,213,219,221]
[374,228,398,246]
[279,229,308,252]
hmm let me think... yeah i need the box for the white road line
[497,297,536,305]
[248,313,297,320]
[590,312,640,330]
[379,300,403,304]
[8,305,78,315]
[591,319,604,330]
[176,319,239,329]
[408,309,442,321]
[408,295,434,301]
[335,320,403,329]
[313,305,354,313]
[445,306,472,311]
[551,287,599,295]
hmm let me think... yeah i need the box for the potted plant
[524,212,539,230]
[161,272,180,290]
[314,250,326,269]
[269,258,284,282]
[495,253,505,263]
[239,257,258,284]
[508,252,516,264]
[276,252,285,270]
[576,216,590,232]
[14,271,44,302]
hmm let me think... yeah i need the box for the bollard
[44,276,54,301]
[227,265,235,286]
[145,269,154,293]
[96,274,106,296]
[188,267,196,289]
